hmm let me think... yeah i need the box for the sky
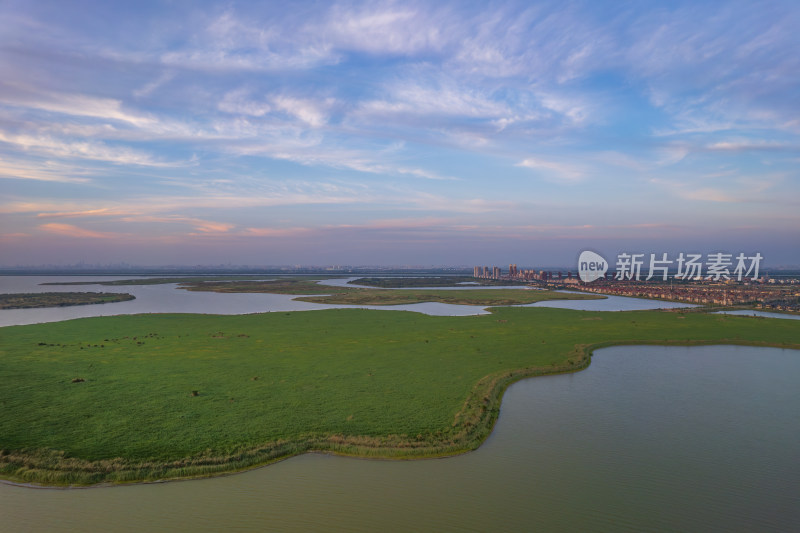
[1,0,799,268]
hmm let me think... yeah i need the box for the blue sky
[1,0,798,267]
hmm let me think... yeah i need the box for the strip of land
[0,306,797,486]
[181,279,352,295]
[294,288,599,306]
[348,276,526,288]
[0,292,135,310]
[40,276,282,286]
[179,279,600,306]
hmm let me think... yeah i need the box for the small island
[0,292,135,310]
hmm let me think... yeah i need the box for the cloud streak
[39,223,119,239]
[517,157,585,182]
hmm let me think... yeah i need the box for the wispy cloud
[537,93,590,125]
[242,226,313,238]
[133,71,175,99]
[0,132,176,167]
[271,96,332,127]
[517,157,585,182]
[1,83,157,128]
[218,88,272,117]
[19,180,377,221]
[0,232,30,242]
[359,80,509,118]
[36,208,122,219]
[0,157,92,183]
[649,173,783,204]
[321,3,447,56]
[118,215,235,234]
[704,140,797,152]
[628,3,800,133]
[229,135,455,181]
[159,11,336,71]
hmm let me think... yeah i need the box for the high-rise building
[509,264,518,278]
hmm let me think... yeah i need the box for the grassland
[1,307,798,486]
[0,292,135,309]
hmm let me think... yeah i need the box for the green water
[2,345,798,532]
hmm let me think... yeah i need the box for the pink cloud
[39,223,118,239]
[242,227,312,237]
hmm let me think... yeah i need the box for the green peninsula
[0,307,798,486]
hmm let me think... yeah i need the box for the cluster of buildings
[473,263,800,310]
[473,264,581,285]
[473,265,502,279]
[579,281,795,306]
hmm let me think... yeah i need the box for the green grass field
[1,307,798,486]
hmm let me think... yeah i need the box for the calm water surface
[522,292,696,312]
[714,309,800,321]
[2,345,798,532]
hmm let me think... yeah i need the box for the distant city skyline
[1,1,799,266]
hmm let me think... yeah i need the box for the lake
[0,276,489,326]
[0,276,694,327]
[2,344,797,532]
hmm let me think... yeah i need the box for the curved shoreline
[3,337,798,489]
